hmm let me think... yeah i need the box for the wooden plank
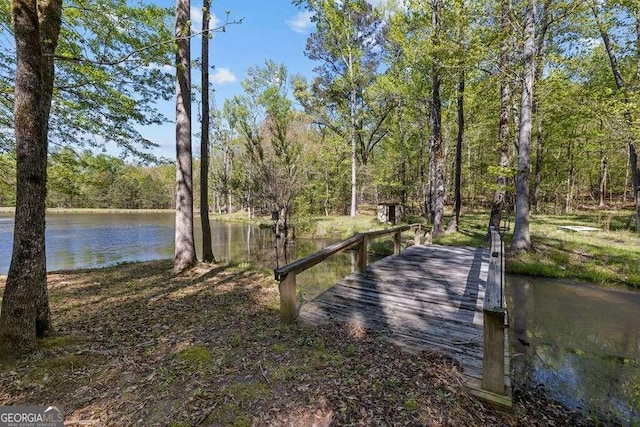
[302,295,484,345]
[320,284,484,328]
[340,273,484,302]
[294,243,511,406]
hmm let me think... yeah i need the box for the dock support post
[394,231,402,255]
[279,273,297,323]
[356,235,368,273]
[482,308,506,394]
[482,226,507,396]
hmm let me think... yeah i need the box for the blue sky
[129,0,319,160]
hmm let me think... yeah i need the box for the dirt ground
[0,261,594,426]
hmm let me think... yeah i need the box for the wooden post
[279,273,297,324]
[414,225,421,245]
[482,308,506,394]
[394,231,402,255]
[482,226,506,395]
[356,235,368,273]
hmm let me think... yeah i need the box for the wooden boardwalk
[298,244,511,405]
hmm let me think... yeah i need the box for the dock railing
[482,226,507,395]
[274,224,424,323]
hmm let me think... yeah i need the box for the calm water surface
[1,212,639,422]
[508,275,640,424]
[0,211,354,300]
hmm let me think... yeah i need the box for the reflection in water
[0,211,354,300]
[508,275,640,424]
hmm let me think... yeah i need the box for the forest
[1,0,640,423]
[1,0,639,234]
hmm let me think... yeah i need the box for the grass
[0,260,587,425]
[212,206,640,288]
[430,209,640,288]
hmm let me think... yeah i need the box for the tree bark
[512,0,536,252]
[349,85,358,218]
[200,0,214,263]
[599,152,607,208]
[174,0,197,272]
[489,0,511,236]
[430,0,445,237]
[531,0,551,212]
[1,0,58,355]
[448,72,464,233]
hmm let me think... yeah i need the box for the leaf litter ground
[0,260,592,425]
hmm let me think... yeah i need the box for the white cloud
[190,7,221,34]
[286,11,314,34]
[145,63,175,73]
[579,37,602,51]
[209,68,237,84]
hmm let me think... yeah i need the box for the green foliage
[0,153,15,206]
[45,149,173,209]
[0,0,174,159]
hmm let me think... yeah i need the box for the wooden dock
[298,244,511,407]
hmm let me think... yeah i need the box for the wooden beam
[394,231,402,255]
[482,308,506,394]
[274,224,423,323]
[357,235,368,273]
[279,273,297,324]
[483,227,507,395]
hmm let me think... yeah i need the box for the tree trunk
[512,0,536,252]
[489,0,511,236]
[530,0,551,212]
[448,73,464,233]
[0,0,60,356]
[349,85,358,218]
[200,0,214,263]
[565,141,574,213]
[599,154,607,208]
[431,0,445,237]
[174,0,197,273]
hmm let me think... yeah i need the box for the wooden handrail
[274,224,420,281]
[482,226,507,396]
[275,223,424,323]
[484,227,504,312]
[274,234,362,281]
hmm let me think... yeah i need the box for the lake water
[1,211,639,422]
[0,211,354,300]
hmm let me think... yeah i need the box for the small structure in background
[377,203,403,225]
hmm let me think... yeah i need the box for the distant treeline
[0,149,175,209]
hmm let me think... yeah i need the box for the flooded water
[508,276,640,424]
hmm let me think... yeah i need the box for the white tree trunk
[512,0,536,252]
[174,0,196,272]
